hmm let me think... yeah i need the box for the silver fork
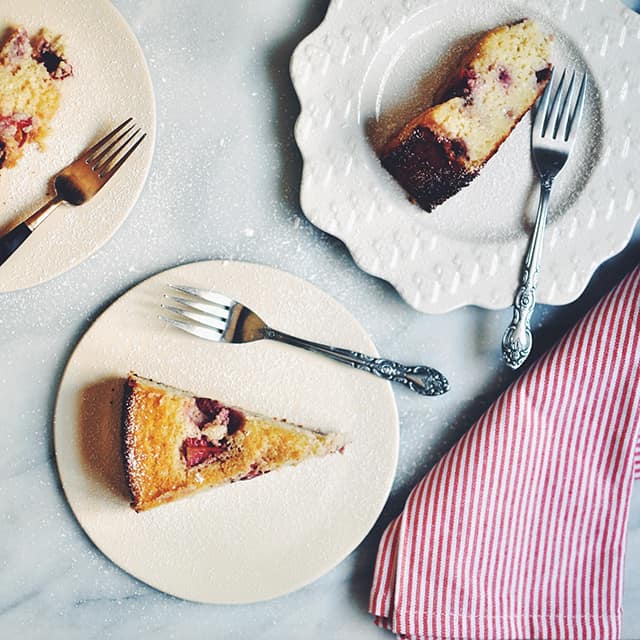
[160,285,450,397]
[0,118,146,267]
[502,68,587,369]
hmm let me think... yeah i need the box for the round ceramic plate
[54,260,399,604]
[0,0,155,293]
[291,0,640,313]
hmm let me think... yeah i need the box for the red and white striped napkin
[370,265,640,640]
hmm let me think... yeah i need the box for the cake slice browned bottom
[381,19,553,212]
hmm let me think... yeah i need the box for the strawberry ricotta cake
[0,25,72,171]
[122,373,346,511]
[381,19,553,212]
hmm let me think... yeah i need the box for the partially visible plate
[0,0,155,293]
[53,260,399,604]
[291,0,640,313]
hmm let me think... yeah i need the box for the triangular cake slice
[122,373,346,511]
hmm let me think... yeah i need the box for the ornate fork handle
[502,179,552,369]
[263,328,449,396]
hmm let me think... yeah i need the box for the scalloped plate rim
[291,0,640,313]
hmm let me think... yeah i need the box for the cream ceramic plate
[291,0,640,313]
[54,260,399,604]
[0,0,155,293]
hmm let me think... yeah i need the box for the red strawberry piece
[227,408,246,435]
[0,114,33,147]
[498,66,512,86]
[182,436,228,468]
[195,397,223,419]
[32,34,73,79]
[194,398,246,435]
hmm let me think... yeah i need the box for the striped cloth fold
[370,265,640,640]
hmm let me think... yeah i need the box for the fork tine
[161,304,228,331]
[164,295,230,321]
[159,315,224,342]
[532,68,555,140]
[566,73,587,142]
[87,122,136,167]
[167,285,233,308]
[555,70,576,140]
[100,133,146,181]
[80,118,133,161]
[543,69,565,137]
[96,129,144,177]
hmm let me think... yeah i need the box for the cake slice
[380,19,553,212]
[122,373,346,511]
[0,25,73,171]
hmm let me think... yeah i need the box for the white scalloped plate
[0,0,155,293]
[54,260,399,604]
[291,0,640,313]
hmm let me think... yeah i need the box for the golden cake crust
[122,373,345,512]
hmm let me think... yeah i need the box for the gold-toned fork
[0,118,146,267]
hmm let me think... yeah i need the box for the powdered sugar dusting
[0,1,155,292]
[292,0,633,311]
[363,0,603,244]
[54,261,398,603]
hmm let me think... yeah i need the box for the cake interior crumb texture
[381,19,553,212]
[0,25,72,171]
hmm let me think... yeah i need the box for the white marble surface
[1,1,638,638]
